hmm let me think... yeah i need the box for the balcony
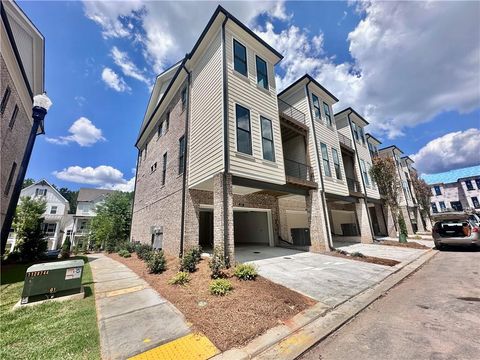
[338,133,353,151]
[346,177,363,196]
[278,99,306,127]
[284,158,317,188]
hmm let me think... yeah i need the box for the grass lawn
[0,256,100,360]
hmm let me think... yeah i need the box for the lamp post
[1,93,52,255]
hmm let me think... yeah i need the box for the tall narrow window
[255,56,268,89]
[320,143,331,177]
[181,88,187,111]
[312,94,321,120]
[178,136,185,174]
[472,197,480,209]
[1,86,11,114]
[331,148,341,180]
[165,111,170,132]
[144,144,148,159]
[359,127,366,144]
[233,40,247,76]
[465,180,474,191]
[4,162,16,195]
[352,122,359,141]
[261,117,275,161]
[360,159,370,185]
[431,203,438,213]
[157,122,163,137]
[9,105,18,129]
[439,201,446,211]
[235,104,252,155]
[476,179,480,189]
[433,185,441,196]
[162,153,167,185]
[368,163,376,188]
[323,102,332,126]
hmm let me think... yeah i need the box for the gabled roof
[334,107,369,126]
[278,74,339,102]
[366,133,382,145]
[21,179,69,204]
[77,188,114,202]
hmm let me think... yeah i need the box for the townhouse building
[426,166,480,213]
[130,5,397,261]
[7,180,70,252]
[1,0,45,252]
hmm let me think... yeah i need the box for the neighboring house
[130,5,399,261]
[7,180,70,252]
[71,188,114,247]
[424,166,480,214]
[1,0,45,251]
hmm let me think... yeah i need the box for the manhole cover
[457,297,480,302]
[253,251,261,254]
[284,257,292,259]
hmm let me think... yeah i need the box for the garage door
[234,211,269,245]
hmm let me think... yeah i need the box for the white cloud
[45,117,105,147]
[111,46,150,86]
[411,129,480,174]
[53,165,134,191]
[101,67,130,92]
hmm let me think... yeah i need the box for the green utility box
[21,259,84,304]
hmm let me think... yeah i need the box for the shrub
[72,245,79,256]
[61,237,71,259]
[234,263,258,281]
[116,241,135,253]
[180,248,201,272]
[209,246,228,279]
[209,279,233,296]
[147,250,167,274]
[168,271,190,285]
[398,214,408,237]
[136,243,153,260]
[350,252,365,258]
[118,249,131,258]
[190,246,202,263]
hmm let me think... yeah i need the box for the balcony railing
[278,99,306,124]
[338,133,353,149]
[346,177,362,193]
[284,158,313,182]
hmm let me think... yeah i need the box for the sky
[19,0,480,191]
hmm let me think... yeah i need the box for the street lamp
[0,93,53,255]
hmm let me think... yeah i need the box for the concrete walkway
[88,254,191,360]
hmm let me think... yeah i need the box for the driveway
[241,245,397,307]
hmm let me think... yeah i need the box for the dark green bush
[190,246,202,263]
[61,237,71,259]
[136,243,153,260]
[168,271,190,285]
[350,252,365,258]
[234,263,258,280]
[180,247,201,272]
[209,279,233,296]
[209,246,228,279]
[147,250,167,274]
[118,249,131,258]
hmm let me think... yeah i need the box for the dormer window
[233,40,247,76]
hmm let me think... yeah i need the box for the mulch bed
[377,240,429,249]
[327,251,400,267]
[107,253,316,351]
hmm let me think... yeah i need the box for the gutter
[346,111,375,240]
[305,80,334,250]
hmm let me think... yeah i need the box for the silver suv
[431,211,480,250]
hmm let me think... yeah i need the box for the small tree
[13,197,47,262]
[369,157,402,230]
[409,170,432,220]
[61,236,71,259]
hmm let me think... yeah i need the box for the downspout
[128,150,140,244]
[347,112,375,240]
[179,63,191,257]
[221,16,230,262]
[305,81,334,250]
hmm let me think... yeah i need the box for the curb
[212,249,437,360]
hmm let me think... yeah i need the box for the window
[50,206,58,215]
[181,88,187,111]
[161,153,167,185]
[165,111,170,132]
[431,203,438,213]
[360,159,370,185]
[312,94,321,120]
[439,201,446,211]
[359,127,366,145]
[35,188,47,196]
[178,136,185,174]
[352,122,359,141]
[260,117,275,161]
[255,56,268,89]
[138,150,142,165]
[235,104,252,155]
[42,223,57,236]
[157,122,163,137]
[331,148,341,180]
[150,162,157,173]
[323,102,332,126]
[9,105,18,129]
[368,163,376,188]
[476,179,480,189]
[450,201,463,211]
[4,162,16,195]
[320,143,331,177]
[233,39,247,76]
[144,144,148,159]
[1,86,11,114]
[433,185,441,196]
[465,180,474,191]
[472,197,480,209]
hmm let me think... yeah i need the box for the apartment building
[7,180,70,252]
[131,6,397,261]
[426,166,480,213]
[1,1,45,251]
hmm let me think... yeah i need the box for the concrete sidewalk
[88,254,191,360]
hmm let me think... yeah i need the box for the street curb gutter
[212,249,437,360]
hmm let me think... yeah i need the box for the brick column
[416,209,426,232]
[400,206,415,235]
[183,190,200,251]
[306,190,329,252]
[213,173,234,264]
[384,205,397,238]
[356,199,373,244]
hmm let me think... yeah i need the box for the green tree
[58,187,79,214]
[409,170,432,220]
[90,192,132,252]
[13,196,47,262]
[22,178,35,189]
